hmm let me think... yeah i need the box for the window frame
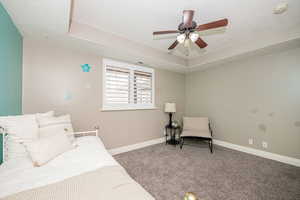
[102,58,155,111]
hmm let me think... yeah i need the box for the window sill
[100,106,158,112]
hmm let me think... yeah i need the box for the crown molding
[69,21,188,73]
[187,33,300,72]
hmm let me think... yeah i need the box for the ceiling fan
[153,10,228,51]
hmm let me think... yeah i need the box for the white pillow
[36,111,54,121]
[37,114,76,146]
[23,133,74,167]
[0,115,39,161]
[38,114,74,138]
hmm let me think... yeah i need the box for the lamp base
[168,113,173,127]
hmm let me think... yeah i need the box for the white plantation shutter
[105,66,130,105]
[134,71,152,104]
[103,59,155,110]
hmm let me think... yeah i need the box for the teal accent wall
[0,134,3,164]
[0,2,23,163]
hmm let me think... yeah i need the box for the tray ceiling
[72,0,300,61]
[1,0,300,72]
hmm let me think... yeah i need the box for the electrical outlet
[262,141,268,149]
[248,138,253,145]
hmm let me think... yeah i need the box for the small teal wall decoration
[64,92,72,101]
[81,64,91,72]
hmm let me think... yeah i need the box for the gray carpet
[114,141,300,200]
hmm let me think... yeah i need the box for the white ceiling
[73,0,300,60]
[1,0,300,72]
[0,0,71,36]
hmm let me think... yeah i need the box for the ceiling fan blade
[183,10,194,28]
[196,18,228,31]
[195,37,207,48]
[153,30,180,35]
[168,40,179,50]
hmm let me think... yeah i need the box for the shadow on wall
[250,108,300,136]
[294,121,300,127]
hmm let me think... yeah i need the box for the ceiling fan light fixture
[177,34,186,43]
[189,32,199,42]
[273,2,288,14]
[184,39,190,48]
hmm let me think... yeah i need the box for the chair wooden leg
[209,139,213,153]
[180,137,184,149]
[165,128,168,145]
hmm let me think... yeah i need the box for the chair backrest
[183,117,209,131]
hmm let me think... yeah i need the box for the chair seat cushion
[181,130,212,138]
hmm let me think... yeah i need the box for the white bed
[0,136,120,198]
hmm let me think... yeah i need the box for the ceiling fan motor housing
[178,21,197,31]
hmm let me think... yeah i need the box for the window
[102,58,155,110]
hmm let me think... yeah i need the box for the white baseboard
[107,137,300,167]
[214,139,300,167]
[109,137,165,156]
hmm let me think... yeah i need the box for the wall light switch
[248,138,253,145]
[262,141,268,149]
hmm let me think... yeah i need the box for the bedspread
[1,165,154,200]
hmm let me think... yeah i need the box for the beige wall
[22,38,185,149]
[186,47,300,159]
[22,38,300,159]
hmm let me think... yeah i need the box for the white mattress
[0,136,119,198]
